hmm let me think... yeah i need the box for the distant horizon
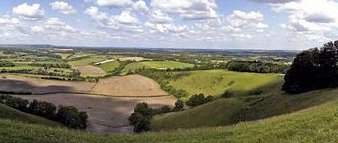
[0,43,301,51]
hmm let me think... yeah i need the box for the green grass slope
[151,88,338,131]
[169,70,283,97]
[141,61,194,69]
[96,61,120,72]
[0,103,61,127]
[122,61,194,74]
[151,98,245,131]
[2,94,338,143]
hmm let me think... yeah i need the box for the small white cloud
[151,0,219,20]
[50,1,76,15]
[133,0,149,13]
[149,10,173,24]
[12,3,44,19]
[114,10,140,25]
[96,0,133,7]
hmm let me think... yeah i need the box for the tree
[128,112,151,133]
[283,40,338,94]
[134,102,153,116]
[56,106,88,129]
[174,100,184,111]
[186,94,214,107]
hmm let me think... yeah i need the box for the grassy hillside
[141,61,194,69]
[96,61,120,72]
[122,61,194,74]
[169,70,283,97]
[2,93,338,142]
[151,88,338,131]
[68,56,106,66]
[0,103,61,127]
[151,98,245,130]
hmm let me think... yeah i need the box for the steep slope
[151,88,338,131]
[1,94,338,143]
[0,103,61,127]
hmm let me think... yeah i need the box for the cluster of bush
[0,95,87,129]
[283,40,338,94]
[227,61,289,74]
[129,100,185,133]
[29,63,71,68]
[0,60,15,67]
[186,94,214,107]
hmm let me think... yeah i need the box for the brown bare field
[91,75,168,97]
[73,65,106,74]
[0,74,175,134]
[14,93,176,134]
[0,74,95,94]
[118,57,150,61]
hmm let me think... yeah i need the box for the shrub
[186,94,214,107]
[174,100,184,111]
[56,106,88,129]
[128,112,151,133]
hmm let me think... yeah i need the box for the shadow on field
[224,76,284,97]
[0,79,75,94]
[14,93,176,134]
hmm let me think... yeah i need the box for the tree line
[227,61,289,74]
[0,95,87,129]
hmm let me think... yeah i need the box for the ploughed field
[0,74,175,134]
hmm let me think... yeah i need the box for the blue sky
[0,0,337,50]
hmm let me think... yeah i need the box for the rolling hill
[1,88,338,142]
[151,88,338,131]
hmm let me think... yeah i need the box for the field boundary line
[5,91,171,98]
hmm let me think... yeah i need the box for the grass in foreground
[0,103,61,127]
[169,70,283,97]
[2,92,338,143]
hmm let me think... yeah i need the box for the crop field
[121,61,194,74]
[72,65,107,77]
[0,74,96,94]
[169,70,283,97]
[15,93,176,134]
[68,55,107,66]
[96,60,120,72]
[91,75,168,97]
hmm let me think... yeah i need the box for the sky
[0,0,338,50]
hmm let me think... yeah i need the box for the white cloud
[50,1,76,15]
[273,0,338,32]
[149,10,173,24]
[96,0,133,7]
[226,10,268,32]
[114,10,140,25]
[133,0,149,13]
[12,3,44,19]
[151,0,218,20]
[85,6,109,25]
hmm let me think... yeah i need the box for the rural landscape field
[2,0,338,142]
